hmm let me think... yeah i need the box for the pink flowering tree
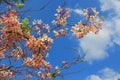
[0,0,102,80]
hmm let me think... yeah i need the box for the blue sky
[2,0,120,80]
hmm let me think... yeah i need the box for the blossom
[83,12,88,17]
[71,8,102,38]
[42,34,53,44]
[37,19,42,24]
[0,6,103,80]
[52,20,57,25]
[37,71,42,76]
[33,26,40,30]
[32,19,37,25]
[0,49,6,59]
[44,24,50,29]
[59,28,68,36]
[56,6,62,13]
[90,15,95,21]
[55,66,60,74]
[59,17,67,26]
[97,20,103,27]
[52,6,70,26]
[92,8,99,16]
[53,30,60,38]
[11,47,24,60]
[0,65,15,79]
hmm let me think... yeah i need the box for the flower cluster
[24,57,52,79]
[32,19,50,35]
[11,47,24,60]
[0,10,25,61]
[53,28,68,38]
[0,10,24,56]
[0,10,23,40]
[0,5,103,80]
[83,8,99,21]
[0,49,6,59]
[24,34,53,79]
[23,56,47,69]
[71,8,102,38]
[26,34,53,51]
[52,6,70,26]
[0,65,15,79]
[0,9,54,79]
[55,66,60,74]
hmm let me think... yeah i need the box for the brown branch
[20,0,52,13]
[3,0,15,6]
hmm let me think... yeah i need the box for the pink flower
[53,30,60,38]
[37,19,42,24]
[33,26,40,30]
[56,6,62,13]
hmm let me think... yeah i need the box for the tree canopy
[0,0,103,80]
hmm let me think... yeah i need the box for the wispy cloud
[86,68,120,80]
[100,0,120,14]
[69,8,83,16]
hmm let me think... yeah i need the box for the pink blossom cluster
[24,56,52,79]
[26,34,53,51]
[71,8,102,38]
[0,10,24,60]
[32,19,50,35]
[11,47,24,60]
[53,28,68,38]
[23,56,48,69]
[0,10,23,37]
[0,10,23,46]
[0,65,15,79]
[0,5,103,79]
[0,49,6,59]
[52,6,70,26]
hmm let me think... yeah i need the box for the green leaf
[21,0,24,3]
[56,69,60,73]
[100,16,104,19]
[15,3,24,8]
[22,18,32,34]
[118,78,120,80]
[22,27,32,35]
[51,72,57,78]
[22,18,29,27]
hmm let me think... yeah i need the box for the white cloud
[86,68,120,80]
[69,8,83,16]
[100,0,120,14]
[80,28,112,61]
[77,0,120,62]
[87,75,101,80]
[112,17,120,45]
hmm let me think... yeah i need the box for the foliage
[15,3,24,8]
[21,18,32,34]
